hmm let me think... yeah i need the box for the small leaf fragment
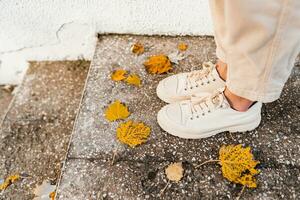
[165,162,184,183]
[178,43,188,51]
[219,144,260,188]
[131,42,145,55]
[111,69,127,81]
[105,100,130,122]
[33,180,56,199]
[0,174,20,190]
[49,191,56,200]
[168,51,186,64]
[126,74,141,87]
[238,174,257,188]
[143,55,172,74]
[116,120,151,148]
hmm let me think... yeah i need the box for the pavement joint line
[54,46,95,195]
[66,155,300,170]
[0,86,21,133]
[67,155,178,164]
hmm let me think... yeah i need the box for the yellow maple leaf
[165,162,184,183]
[131,42,145,55]
[178,43,188,51]
[105,100,130,122]
[219,144,260,188]
[125,74,141,87]
[0,174,20,190]
[116,120,150,148]
[143,55,172,74]
[111,69,127,81]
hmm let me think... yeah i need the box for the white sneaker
[156,62,225,103]
[157,91,262,139]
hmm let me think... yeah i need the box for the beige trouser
[209,0,300,102]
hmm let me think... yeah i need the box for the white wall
[0,0,213,84]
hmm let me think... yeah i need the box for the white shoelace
[189,91,225,119]
[185,62,217,91]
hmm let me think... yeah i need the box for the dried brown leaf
[165,162,184,183]
[143,55,172,74]
[105,100,130,122]
[0,174,20,190]
[111,69,127,81]
[131,42,145,55]
[116,120,150,148]
[178,43,188,51]
[219,144,260,188]
[126,74,141,87]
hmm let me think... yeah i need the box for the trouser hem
[226,83,282,103]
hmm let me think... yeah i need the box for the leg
[209,0,253,112]
[156,0,300,139]
[211,0,300,103]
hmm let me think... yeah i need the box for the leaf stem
[236,185,246,200]
[159,180,170,196]
[111,149,118,165]
[195,159,220,168]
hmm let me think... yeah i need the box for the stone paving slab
[57,35,300,199]
[0,86,14,123]
[0,61,90,199]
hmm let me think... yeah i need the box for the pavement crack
[0,21,74,55]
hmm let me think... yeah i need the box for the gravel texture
[0,61,90,199]
[56,35,300,200]
[0,86,14,122]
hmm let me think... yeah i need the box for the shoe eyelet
[196,85,199,87]
[208,110,211,113]
[201,83,204,85]
[207,81,210,84]
[202,113,205,116]
[190,117,193,120]
[190,87,193,89]
[196,115,199,118]
[184,88,187,91]
[213,79,216,81]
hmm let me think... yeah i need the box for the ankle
[224,88,253,112]
[216,60,227,81]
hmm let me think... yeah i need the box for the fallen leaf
[105,100,130,122]
[126,74,141,87]
[49,191,56,200]
[178,43,188,51]
[131,42,144,55]
[1,85,15,93]
[168,51,186,65]
[165,162,184,183]
[116,120,151,147]
[33,180,56,200]
[0,174,20,190]
[219,144,260,188]
[143,55,172,74]
[111,69,127,81]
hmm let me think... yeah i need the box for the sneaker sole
[157,112,261,139]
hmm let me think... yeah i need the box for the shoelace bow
[185,62,217,90]
[189,91,225,119]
